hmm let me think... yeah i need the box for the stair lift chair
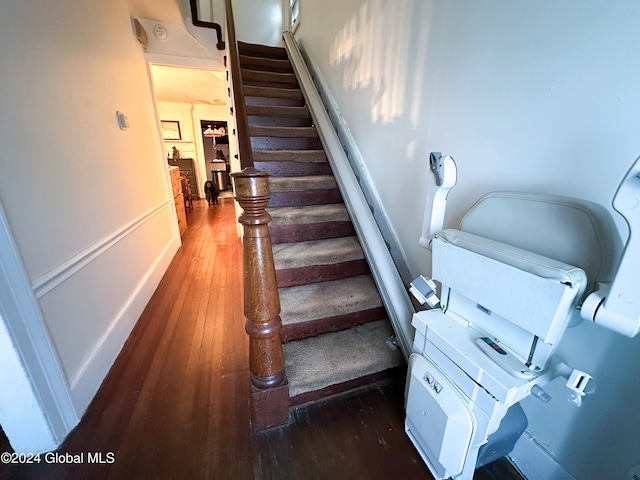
[405,157,627,480]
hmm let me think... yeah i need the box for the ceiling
[150,65,228,105]
[127,0,228,106]
[126,0,185,24]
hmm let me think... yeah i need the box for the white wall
[0,0,180,450]
[295,1,640,479]
[232,0,284,46]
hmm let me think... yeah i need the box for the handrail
[223,0,254,169]
[283,31,416,359]
[188,0,225,50]
[223,0,289,430]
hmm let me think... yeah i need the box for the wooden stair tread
[239,54,293,73]
[273,236,364,270]
[279,275,383,325]
[238,41,288,59]
[246,105,311,118]
[268,175,337,192]
[250,125,318,138]
[283,321,404,398]
[243,85,304,100]
[242,68,298,87]
[268,204,350,226]
[253,149,327,163]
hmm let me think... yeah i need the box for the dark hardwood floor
[0,198,523,480]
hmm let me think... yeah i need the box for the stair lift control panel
[474,337,536,380]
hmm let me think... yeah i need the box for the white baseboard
[510,430,575,480]
[69,233,180,414]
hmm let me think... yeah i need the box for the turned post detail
[232,168,287,391]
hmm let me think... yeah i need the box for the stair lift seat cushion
[432,229,587,368]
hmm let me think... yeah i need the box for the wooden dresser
[169,166,187,236]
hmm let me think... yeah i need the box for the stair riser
[289,367,405,408]
[250,126,318,137]
[269,222,356,244]
[255,161,332,177]
[252,137,323,150]
[276,259,371,288]
[242,70,298,88]
[268,189,343,208]
[238,41,288,59]
[244,85,304,101]
[248,116,312,128]
[239,55,293,73]
[246,96,305,107]
[281,307,388,343]
[246,105,310,117]
[253,150,327,162]
[243,79,299,89]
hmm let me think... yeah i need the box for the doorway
[201,120,231,193]
[149,64,230,200]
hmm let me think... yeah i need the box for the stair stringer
[283,31,416,359]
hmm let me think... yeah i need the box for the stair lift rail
[283,31,416,359]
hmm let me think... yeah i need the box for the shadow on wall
[328,0,433,126]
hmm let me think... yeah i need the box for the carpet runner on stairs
[238,41,405,405]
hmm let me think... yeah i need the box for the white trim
[33,201,173,298]
[283,31,415,358]
[281,0,292,34]
[144,52,223,70]
[0,200,78,451]
[70,232,180,412]
[510,430,576,480]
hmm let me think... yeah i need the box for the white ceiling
[128,0,228,106]
[150,65,228,105]
[126,0,185,24]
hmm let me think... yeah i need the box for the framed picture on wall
[161,120,181,140]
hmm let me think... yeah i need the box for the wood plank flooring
[0,198,523,480]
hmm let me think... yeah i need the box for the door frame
[0,200,78,453]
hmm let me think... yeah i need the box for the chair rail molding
[32,200,173,299]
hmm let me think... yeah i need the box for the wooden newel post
[231,167,290,429]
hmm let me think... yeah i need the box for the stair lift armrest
[419,154,457,249]
[580,156,640,338]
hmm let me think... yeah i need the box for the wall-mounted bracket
[581,155,640,337]
[419,153,457,249]
[430,152,445,186]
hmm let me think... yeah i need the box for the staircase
[238,41,405,407]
